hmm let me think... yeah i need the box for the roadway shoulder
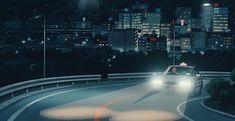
[201,100,235,119]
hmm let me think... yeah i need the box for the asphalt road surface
[0,79,234,121]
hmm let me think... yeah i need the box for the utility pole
[43,17,46,78]
[173,21,176,65]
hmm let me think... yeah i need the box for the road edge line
[201,100,235,119]
[176,96,209,121]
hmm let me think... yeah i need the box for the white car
[151,63,203,96]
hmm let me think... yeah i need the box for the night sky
[0,0,234,20]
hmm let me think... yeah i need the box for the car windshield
[166,66,194,75]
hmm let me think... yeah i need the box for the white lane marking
[201,101,235,119]
[7,83,137,121]
[176,96,210,121]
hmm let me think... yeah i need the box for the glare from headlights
[177,80,194,93]
[179,81,192,87]
[151,77,164,88]
[153,79,163,85]
[186,73,191,76]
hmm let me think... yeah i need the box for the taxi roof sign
[180,62,187,66]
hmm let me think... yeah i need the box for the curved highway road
[0,79,234,121]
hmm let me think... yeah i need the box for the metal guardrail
[109,71,230,79]
[199,71,230,78]
[0,75,101,96]
[0,71,230,104]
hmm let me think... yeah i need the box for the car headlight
[178,81,192,87]
[151,77,164,88]
[153,79,163,85]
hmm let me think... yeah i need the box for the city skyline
[0,0,234,53]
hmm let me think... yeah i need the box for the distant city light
[22,40,26,44]
[180,19,184,26]
[203,3,211,7]
[82,41,86,45]
[27,37,31,41]
[82,17,86,22]
[15,50,19,54]
[119,49,124,53]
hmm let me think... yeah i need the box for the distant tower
[201,1,213,32]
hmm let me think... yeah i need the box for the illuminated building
[207,32,233,50]
[142,8,161,36]
[138,35,148,53]
[212,4,229,32]
[207,3,232,50]
[146,36,167,52]
[138,34,167,53]
[175,7,192,34]
[160,21,171,52]
[117,9,144,30]
[175,34,192,52]
[160,22,171,39]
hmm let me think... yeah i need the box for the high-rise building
[108,29,138,52]
[117,9,144,30]
[160,21,172,52]
[175,7,192,34]
[160,22,171,39]
[146,36,167,52]
[201,3,213,32]
[138,34,167,53]
[142,8,161,36]
[138,35,148,53]
[204,3,233,50]
[212,6,229,32]
[192,18,203,29]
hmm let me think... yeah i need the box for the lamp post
[173,20,176,65]
[43,16,46,78]
[33,15,47,78]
